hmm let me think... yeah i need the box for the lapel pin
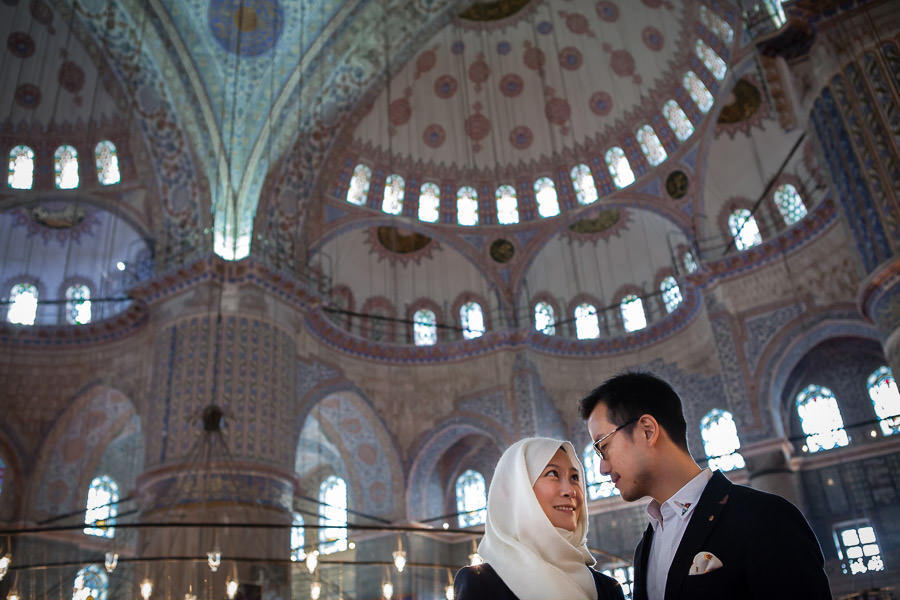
[681,502,692,515]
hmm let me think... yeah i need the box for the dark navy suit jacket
[632,471,832,600]
[455,562,625,600]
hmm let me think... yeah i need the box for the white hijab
[478,437,598,600]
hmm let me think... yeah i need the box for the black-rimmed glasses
[591,417,639,460]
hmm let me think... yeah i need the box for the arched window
[346,164,372,206]
[663,100,694,141]
[620,294,647,332]
[382,174,405,215]
[636,125,667,166]
[605,147,635,189]
[700,409,745,471]
[457,186,479,226]
[54,145,79,189]
[7,283,38,325]
[834,522,884,576]
[413,308,437,346]
[683,71,714,113]
[418,182,441,223]
[570,164,598,205]
[290,512,306,561]
[94,140,121,185]
[319,475,348,553]
[84,475,119,538]
[73,565,108,600]
[867,366,900,436]
[575,303,600,340]
[534,177,560,217]
[660,276,683,313]
[8,145,34,190]
[66,284,91,325]
[683,250,699,274]
[495,185,519,225]
[695,39,727,80]
[728,209,762,250]
[796,384,850,452]
[582,443,617,499]
[774,183,808,226]
[455,469,486,527]
[699,5,734,44]
[460,301,485,339]
[534,301,556,336]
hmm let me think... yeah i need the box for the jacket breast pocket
[680,566,743,600]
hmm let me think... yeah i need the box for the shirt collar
[646,469,712,530]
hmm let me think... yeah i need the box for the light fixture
[73,586,90,600]
[310,581,322,600]
[382,582,393,600]
[184,584,197,600]
[348,541,356,550]
[392,549,407,573]
[0,554,10,581]
[305,550,319,574]
[468,553,484,566]
[870,430,878,438]
[445,584,455,600]
[116,261,126,271]
[442,522,449,530]
[207,550,222,573]
[140,579,153,600]
[104,552,118,573]
[7,591,19,600]
[226,577,239,600]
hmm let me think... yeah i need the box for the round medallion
[423,124,446,148]
[666,171,689,199]
[15,83,41,109]
[642,26,664,51]
[490,239,515,263]
[718,79,763,124]
[7,32,35,58]
[209,0,284,57]
[559,47,583,70]
[589,91,612,116]
[596,1,619,22]
[58,61,85,93]
[509,126,533,150]
[497,41,511,55]
[499,73,524,97]
[434,74,458,99]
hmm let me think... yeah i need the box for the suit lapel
[664,471,733,600]
[633,524,654,600]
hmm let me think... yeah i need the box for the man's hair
[578,371,689,451]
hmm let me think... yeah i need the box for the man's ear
[637,414,661,447]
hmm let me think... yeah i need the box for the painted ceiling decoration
[458,0,532,22]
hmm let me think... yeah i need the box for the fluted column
[742,440,806,509]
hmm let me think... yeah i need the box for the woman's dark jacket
[454,563,626,600]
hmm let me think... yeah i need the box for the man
[580,372,831,600]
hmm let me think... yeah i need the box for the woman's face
[532,448,582,531]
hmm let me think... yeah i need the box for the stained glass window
[868,366,900,436]
[290,512,306,561]
[382,174,405,215]
[699,5,734,44]
[460,301,485,339]
[762,0,787,28]
[413,308,437,346]
[700,409,745,471]
[369,308,388,342]
[319,475,348,554]
[660,276,683,313]
[495,185,519,225]
[455,469,486,527]
[457,186,479,226]
[534,301,556,335]
[663,100,695,141]
[7,283,38,325]
[601,566,634,600]
[571,164,598,205]
[606,147,635,189]
[55,145,79,189]
[583,444,617,499]
[94,141,120,185]
[73,565,108,600]
[636,125,667,166]
[534,177,560,217]
[728,209,762,250]
[575,304,600,340]
[8,145,34,189]
[346,164,372,205]
[418,182,441,222]
[66,284,91,325]
[684,71,714,113]
[796,384,849,452]
[683,250,699,274]
[835,523,884,576]
[84,475,119,538]
[620,295,646,332]
[774,183,807,226]
[695,39,727,81]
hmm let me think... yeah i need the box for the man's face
[587,402,651,502]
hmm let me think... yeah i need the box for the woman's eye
[545,469,559,477]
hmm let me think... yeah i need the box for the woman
[454,437,624,600]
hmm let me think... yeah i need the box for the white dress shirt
[645,469,713,600]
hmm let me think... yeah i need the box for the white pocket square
[689,551,723,575]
